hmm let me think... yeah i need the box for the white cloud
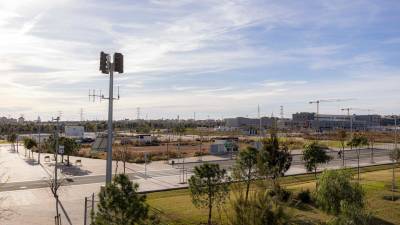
[260,80,307,87]
[0,0,398,120]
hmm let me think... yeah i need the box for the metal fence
[83,193,96,225]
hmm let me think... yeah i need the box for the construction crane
[309,99,353,138]
[309,99,353,116]
[341,107,373,134]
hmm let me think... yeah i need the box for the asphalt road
[0,148,393,192]
[174,148,393,170]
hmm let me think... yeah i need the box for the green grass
[146,166,400,225]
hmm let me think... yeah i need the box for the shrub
[194,151,208,157]
[315,169,365,215]
[230,190,291,225]
[328,201,371,225]
[296,189,312,204]
[268,185,292,203]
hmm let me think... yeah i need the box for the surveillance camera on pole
[96,51,124,184]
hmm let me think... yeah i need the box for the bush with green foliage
[296,189,312,204]
[268,185,292,203]
[315,169,365,215]
[229,190,291,225]
[92,174,149,225]
[328,201,371,225]
[59,137,79,166]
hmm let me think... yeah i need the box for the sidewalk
[0,144,48,183]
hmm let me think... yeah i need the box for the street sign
[58,145,65,154]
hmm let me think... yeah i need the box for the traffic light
[113,53,123,73]
[100,51,109,74]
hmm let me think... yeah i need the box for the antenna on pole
[90,51,124,184]
[89,89,104,102]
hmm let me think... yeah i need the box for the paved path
[0,145,394,192]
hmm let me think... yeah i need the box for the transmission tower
[137,107,141,120]
[80,108,84,122]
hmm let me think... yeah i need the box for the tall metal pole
[106,59,114,184]
[317,101,320,133]
[258,104,261,144]
[37,117,41,164]
[395,115,398,149]
[393,115,397,200]
[84,197,87,225]
[350,112,353,140]
[53,116,60,225]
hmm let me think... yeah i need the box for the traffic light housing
[100,51,109,74]
[113,53,123,73]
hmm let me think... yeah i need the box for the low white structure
[209,138,238,155]
[134,134,154,144]
[65,126,84,139]
[31,133,51,143]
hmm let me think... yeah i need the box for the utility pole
[309,100,320,140]
[37,116,41,164]
[393,115,397,201]
[52,116,60,225]
[258,105,262,149]
[341,107,357,179]
[178,115,186,184]
[93,51,124,184]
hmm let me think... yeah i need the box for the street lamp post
[392,115,397,201]
[37,116,41,164]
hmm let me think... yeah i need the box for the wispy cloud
[260,80,308,87]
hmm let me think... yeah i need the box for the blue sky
[1,0,400,120]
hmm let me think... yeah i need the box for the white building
[65,126,85,139]
[134,134,154,144]
[209,138,238,155]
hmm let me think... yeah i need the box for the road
[1,147,393,192]
[173,147,393,169]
